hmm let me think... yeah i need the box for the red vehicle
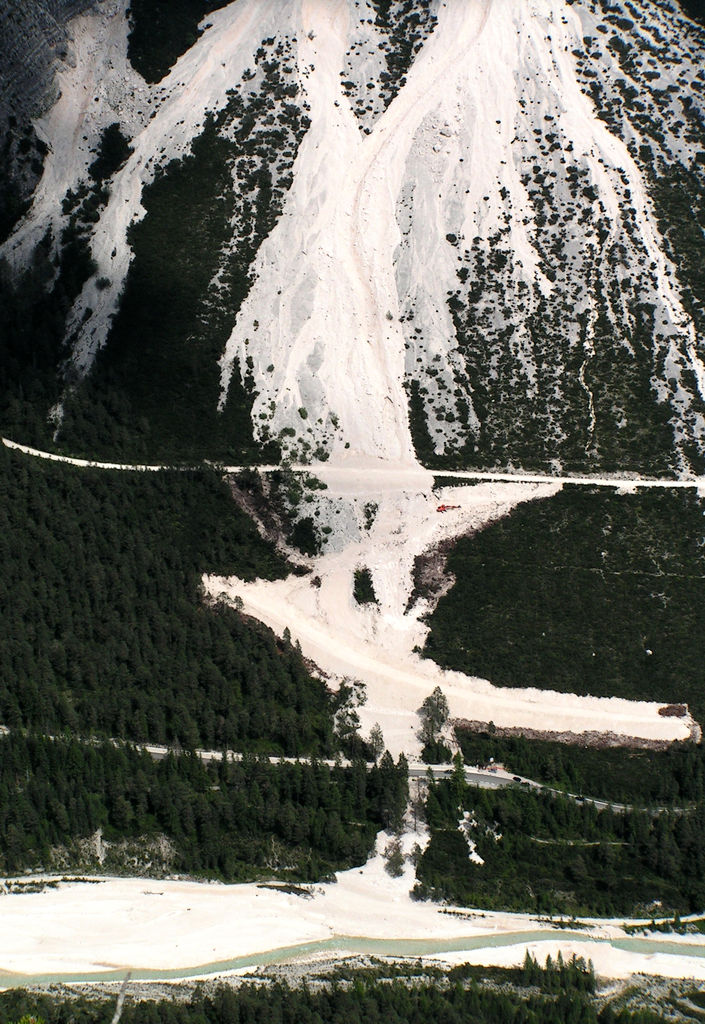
[436,504,461,513]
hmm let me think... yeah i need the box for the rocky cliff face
[0,0,96,240]
[1,0,704,476]
[0,0,93,121]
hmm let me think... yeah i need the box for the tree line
[0,447,334,754]
[0,732,408,881]
[415,774,705,918]
[0,963,668,1024]
[456,728,705,807]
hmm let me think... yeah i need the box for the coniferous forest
[0,962,674,1024]
[0,445,413,884]
[423,486,705,724]
[0,445,332,754]
[456,728,705,807]
[416,775,705,918]
[0,733,408,880]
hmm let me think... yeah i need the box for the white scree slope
[3,0,702,470]
[219,0,703,467]
[219,0,496,463]
[204,475,696,756]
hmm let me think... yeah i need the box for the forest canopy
[0,446,332,754]
[0,733,408,881]
[423,486,705,724]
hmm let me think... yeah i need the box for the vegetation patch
[230,467,324,558]
[0,210,99,449]
[60,36,309,463]
[0,733,408,882]
[423,486,705,724]
[3,957,678,1024]
[401,6,705,475]
[127,0,232,83]
[430,222,685,476]
[353,567,378,605]
[87,123,133,183]
[419,686,452,763]
[0,116,46,244]
[680,0,705,23]
[416,776,705,917]
[341,0,438,132]
[456,727,705,807]
[0,446,333,754]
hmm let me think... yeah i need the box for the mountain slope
[1,0,703,474]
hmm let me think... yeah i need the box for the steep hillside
[0,0,94,242]
[5,3,705,989]
[423,485,705,722]
[0,444,336,753]
[1,0,704,473]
